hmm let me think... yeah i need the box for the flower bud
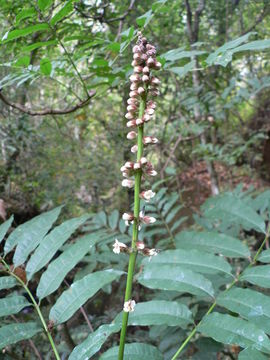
[133,52,141,61]
[143,114,151,122]
[122,179,135,188]
[131,144,138,153]
[124,161,134,169]
[127,98,138,105]
[131,60,139,67]
[140,190,156,202]
[127,104,137,112]
[113,239,127,254]
[151,77,161,86]
[147,57,155,67]
[143,66,150,74]
[127,131,137,140]
[125,112,134,120]
[154,61,162,70]
[134,66,143,73]
[140,215,156,224]
[136,118,144,126]
[147,100,156,109]
[138,87,145,95]
[123,299,136,312]
[151,89,160,97]
[122,212,134,221]
[132,45,140,53]
[130,74,140,82]
[136,241,145,250]
[134,162,141,170]
[142,75,149,83]
[146,108,155,115]
[147,169,158,176]
[140,157,148,165]
[129,90,138,98]
[143,136,158,144]
[130,83,138,91]
[126,120,136,128]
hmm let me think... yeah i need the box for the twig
[0,90,95,116]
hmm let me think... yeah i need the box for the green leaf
[38,0,52,11]
[0,323,42,349]
[241,265,270,288]
[15,8,36,25]
[175,231,250,258]
[161,48,205,63]
[198,312,270,354]
[0,276,17,291]
[108,210,119,230]
[202,193,266,233]
[239,348,268,360]
[142,249,233,278]
[0,296,31,317]
[100,343,163,360]
[169,60,196,78]
[49,269,123,324]
[51,1,73,26]
[15,56,30,67]
[217,288,270,335]
[258,249,270,263]
[2,24,50,43]
[40,58,52,76]
[0,216,13,245]
[136,10,153,28]
[36,233,95,299]
[26,214,89,279]
[8,206,63,266]
[22,40,57,52]
[138,264,215,298]
[206,32,255,65]
[114,300,193,327]
[69,323,121,360]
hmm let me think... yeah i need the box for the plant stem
[0,259,61,360]
[118,95,146,360]
[171,225,270,360]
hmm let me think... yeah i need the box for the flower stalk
[116,33,161,360]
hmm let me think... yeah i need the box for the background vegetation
[1,0,270,359]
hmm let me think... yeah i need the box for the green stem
[0,259,61,360]
[171,225,270,360]
[118,95,146,360]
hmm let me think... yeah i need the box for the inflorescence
[113,33,161,312]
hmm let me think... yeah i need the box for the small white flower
[122,213,134,221]
[140,215,156,224]
[131,145,138,153]
[141,190,156,202]
[113,239,127,254]
[122,179,135,188]
[149,248,158,257]
[123,299,136,312]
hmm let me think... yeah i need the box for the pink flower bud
[143,114,151,122]
[131,145,138,153]
[147,100,156,109]
[127,131,137,140]
[127,104,137,112]
[140,157,148,165]
[147,57,155,67]
[151,89,160,97]
[124,161,133,169]
[134,66,143,73]
[130,74,140,82]
[143,66,150,74]
[138,87,145,95]
[140,190,156,201]
[133,53,142,62]
[129,90,138,98]
[113,239,127,254]
[142,75,149,82]
[132,45,140,53]
[154,61,162,70]
[120,165,127,172]
[122,179,135,188]
[140,215,156,224]
[136,118,144,125]
[141,53,147,61]
[146,108,155,115]
[143,136,158,144]
[147,169,158,176]
[151,77,160,86]
[136,241,145,250]
[134,162,141,170]
[127,98,138,105]
[130,83,138,91]
[125,112,134,120]
[122,212,134,221]
[131,60,139,67]
[126,120,136,128]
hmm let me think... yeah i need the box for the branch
[0,90,95,116]
[193,0,205,42]
[242,4,269,35]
